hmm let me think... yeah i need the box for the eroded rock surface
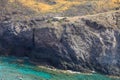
[0,11,120,76]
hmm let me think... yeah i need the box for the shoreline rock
[0,10,120,76]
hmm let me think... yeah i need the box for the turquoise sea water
[0,56,119,80]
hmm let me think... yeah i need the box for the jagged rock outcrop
[0,11,120,76]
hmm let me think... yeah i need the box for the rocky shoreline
[0,10,120,76]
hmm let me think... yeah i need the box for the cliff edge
[0,9,120,76]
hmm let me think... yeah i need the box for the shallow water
[0,56,119,80]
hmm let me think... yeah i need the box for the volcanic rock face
[0,10,120,76]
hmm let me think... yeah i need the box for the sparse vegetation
[7,0,120,14]
[8,0,81,13]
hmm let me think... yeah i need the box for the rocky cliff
[0,10,120,76]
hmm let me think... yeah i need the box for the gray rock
[0,11,120,76]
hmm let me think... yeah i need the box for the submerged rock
[0,11,120,76]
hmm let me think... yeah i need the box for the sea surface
[0,56,119,80]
